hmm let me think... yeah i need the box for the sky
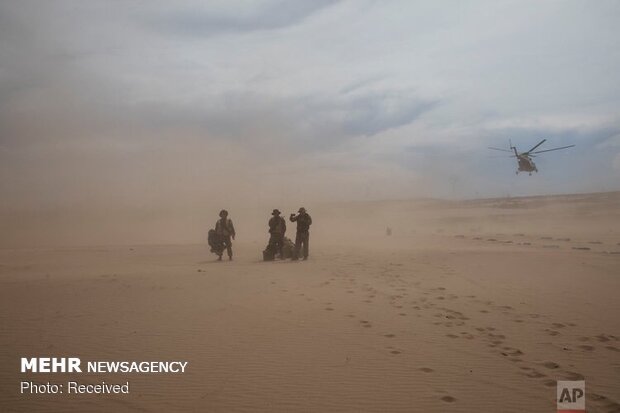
[1,0,619,216]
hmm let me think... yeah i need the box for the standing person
[290,207,312,260]
[215,209,235,261]
[268,209,286,259]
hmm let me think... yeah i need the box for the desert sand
[1,192,619,412]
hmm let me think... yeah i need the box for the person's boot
[229,255,233,261]
[217,255,222,261]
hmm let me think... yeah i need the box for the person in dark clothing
[290,207,312,260]
[267,209,286,259]
[215,209,235,260]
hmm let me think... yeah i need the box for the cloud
[80,89,438,151]
[146,0,340,37]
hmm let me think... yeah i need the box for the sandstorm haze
[1,0,620,246]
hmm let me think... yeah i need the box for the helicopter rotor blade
[525,139,547,154]
[530,144,575,154]
[488,147,513,153]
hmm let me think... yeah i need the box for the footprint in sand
[399,313,407,316]
[563,371,584,380]
[525,370,546,378]
[605,345,620,352]
[419,367,434,373]
[325,307,334,311]
[542,361,560,369]
[440,396,456,403]
[383,334,396,338]
[360,320,372,328]
[578,345,595,351]
[446,334,459,339]
[390,350,401,355]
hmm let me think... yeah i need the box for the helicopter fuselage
[517,154,537,174]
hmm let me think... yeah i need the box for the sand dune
[1,192,619,412]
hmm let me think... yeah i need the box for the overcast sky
[1,0,619,211]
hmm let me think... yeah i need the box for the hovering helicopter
[488,139,575,175]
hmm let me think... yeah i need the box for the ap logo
[557,380,585,413]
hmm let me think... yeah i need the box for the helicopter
[488,139,575,175]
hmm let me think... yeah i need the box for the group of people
[208,208,312,261]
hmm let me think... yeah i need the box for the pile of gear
[263,236,295,261]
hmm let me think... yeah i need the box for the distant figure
[267,209,286,259]
[386,227,392,236]
[215,209,235,261]
[290,207,312,260]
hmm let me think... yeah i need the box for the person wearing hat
[290,207,312,260]
[267,209,287,259]
[215,209,236,261]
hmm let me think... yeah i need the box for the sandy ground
[1,192,619,412]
